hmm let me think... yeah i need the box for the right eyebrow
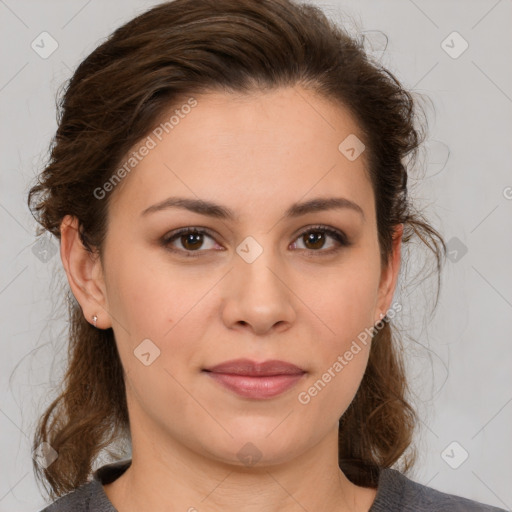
[140,195,365,222]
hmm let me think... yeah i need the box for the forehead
[107,86,373,223]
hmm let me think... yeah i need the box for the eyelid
[161,224,351,256]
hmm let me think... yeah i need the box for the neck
[102,427,376,512]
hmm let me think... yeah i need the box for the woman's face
[84,86,401,468]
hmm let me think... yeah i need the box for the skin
[60,86,403,512]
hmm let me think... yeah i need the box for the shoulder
[36,459,130,512]
[37,481,93,512]
[370,468,507,512]
[36,480,113,512]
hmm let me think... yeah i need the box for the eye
[290,225,350,255]
[162,227,219,256]
[161,225,350,257]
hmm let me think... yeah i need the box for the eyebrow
[141,196,365,221]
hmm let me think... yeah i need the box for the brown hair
[27,0,446,501]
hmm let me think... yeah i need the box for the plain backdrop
[1,0,511,510]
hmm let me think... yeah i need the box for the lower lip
[204,372,305,399]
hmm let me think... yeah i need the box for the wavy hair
[27,0,446,500]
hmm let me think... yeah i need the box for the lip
[202,358,306,399]
[204,358,305,376]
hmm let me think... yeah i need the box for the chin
[202,428,306,469]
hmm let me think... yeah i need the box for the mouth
[202,358,307,399]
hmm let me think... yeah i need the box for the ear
[374,223,403,324]
[59,215,111,329]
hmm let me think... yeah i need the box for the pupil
[305,232,324,249]
[183,233,202,250]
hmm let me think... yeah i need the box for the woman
[28,0,506,510]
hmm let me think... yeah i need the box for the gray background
[1,0,511,510]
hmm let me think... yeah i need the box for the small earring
[92,315,98,328]
[374,312,385,327]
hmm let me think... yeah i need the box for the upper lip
[203,358,306,376]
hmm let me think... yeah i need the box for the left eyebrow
[140,196,365,221]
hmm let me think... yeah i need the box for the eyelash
[161,225,351,258]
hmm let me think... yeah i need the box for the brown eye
[162,225,350,258]
[163,228,217,254]
[302,231,327,250]
[179,232,205,251]
[291,226,349,255]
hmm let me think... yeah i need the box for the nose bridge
[220,233,295,331]
[234,233,285,298]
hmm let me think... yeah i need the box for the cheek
[296,315,372,427]
[303,263,380,344]
[105,247,206,336]
[294,258,378,410]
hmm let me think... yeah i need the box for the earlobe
[59,215,111,329]
[375,223,403,323]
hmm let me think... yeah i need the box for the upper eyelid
[164,225,347,247]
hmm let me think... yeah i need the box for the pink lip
[203,358,306,399]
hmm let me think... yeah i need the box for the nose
[220,244,296,336]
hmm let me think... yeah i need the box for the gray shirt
[38,459,507,511]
